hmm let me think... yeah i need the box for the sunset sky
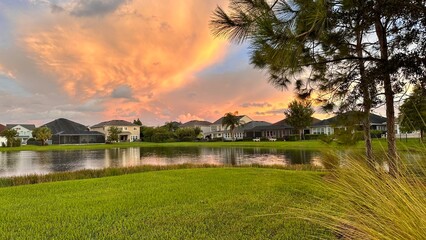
[0,0,332,126]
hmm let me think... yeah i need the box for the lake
[0,147,323,177]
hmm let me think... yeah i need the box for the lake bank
[0,138,423,152]
[0,168,335,239]
[0,163,324,188]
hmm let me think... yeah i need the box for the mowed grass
[0,138,424,152]
[0,168,334,239]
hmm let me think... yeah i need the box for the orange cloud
[3,0,328,125]
[0,64,15,79]
[21,0,228,118]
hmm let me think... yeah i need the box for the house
[42,118,105,144]
[180,120,212,138]
[0,124,6,146]
[204,115,253,139]
[310,113,388,135]
[224,121,272,140]
[6,124,36,144]
[310,117,336,135]
[91,120,140,142]
[250,119,295,139]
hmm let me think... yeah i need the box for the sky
[0,0,333,126]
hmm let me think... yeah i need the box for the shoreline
[0,138,423,152]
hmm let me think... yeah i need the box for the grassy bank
[0,138,423,152]
[0,168,334,239]
[0,164,324,188]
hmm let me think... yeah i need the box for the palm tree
[222,112,242,141]
[32,126,52,146]
[0,129,18,147]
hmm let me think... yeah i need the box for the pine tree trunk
[356,26,374,168]
[375,17,398,177]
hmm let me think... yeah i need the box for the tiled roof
[240,121,272,130]
[223,121,272,133]
[272,117,320,127]
[6,124,36,130]
[180,120,212,127]
[91,120,138,128]
[271,119,292,128]
[250,124,294,131]
[213,115,246,125]
[0,124,6,132]
[369,113,387,123]
[43,118,103,135]
[312,112,387,127]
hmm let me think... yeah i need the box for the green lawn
[0,168,334,239]
[0,138,424,152]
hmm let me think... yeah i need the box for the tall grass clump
[304,152,426,240]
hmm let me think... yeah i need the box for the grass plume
[302,153,426,239]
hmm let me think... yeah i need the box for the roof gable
[271,119,292,128]
[240,121,271,130]
[91,120,138,128]
[312,112,387,127]
[369,113,387,124]
[43,118,102,135]
[6,124,36,131]
[181,120,212,128]
[213,115,249,125]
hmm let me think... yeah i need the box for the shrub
[151,132,175,143]
[26,139,43,146]
[319,134,334,144]
[209,138,223,142]
[284,134,300,141]
[370,130,383,138]
[142,127,178,142]
[11,138,21,147]
[335,130,363,145]
[304,134,325,140]
[180,136,194,142]
[141,126,155,142]
[175,128,196,142]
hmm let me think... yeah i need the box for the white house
[90,120,140,142]
[0,137,6,146]
[0,124,6,146]
[6,124,36,144]
[180,120,212,138]
[310,113,388,135]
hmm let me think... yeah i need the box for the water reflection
[0,147,322,177]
